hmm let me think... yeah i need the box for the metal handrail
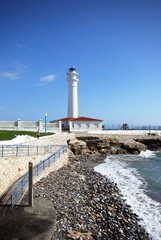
[0,144,61,157]
[10,145,67,209]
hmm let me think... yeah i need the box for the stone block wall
[0,151,68,197]
[0,132,76,198]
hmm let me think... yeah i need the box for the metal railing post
[29,162,33,207]
[43,160,45,170]
[10,194,15,211]
[48,157,50,167]
[2,145,3,157]
[16,146,18,156]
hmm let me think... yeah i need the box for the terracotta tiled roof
[50,117,72,122]
[50,116,103,123]
[73,117,103,121]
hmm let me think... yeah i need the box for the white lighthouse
[67,66,79,118]
[50,67,103,132]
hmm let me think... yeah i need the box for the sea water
[94,151,161,240]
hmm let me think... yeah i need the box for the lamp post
[45,113,47,135]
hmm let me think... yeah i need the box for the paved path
[0,196,57,240]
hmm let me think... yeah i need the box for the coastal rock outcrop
[134,138,161,151]
[120,140,147,154]
[67,139,87,155]
[67,135,161,156]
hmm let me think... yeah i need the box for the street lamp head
[45,113,47,116]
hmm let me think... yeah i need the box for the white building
[52,116,103,132]
[51,67,103,132]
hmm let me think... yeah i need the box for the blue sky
[0,0,161,126]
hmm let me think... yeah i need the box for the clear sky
[0,0,161,126]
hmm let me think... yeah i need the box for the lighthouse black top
[69,66,76,71]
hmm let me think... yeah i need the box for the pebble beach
[33,154,151,239]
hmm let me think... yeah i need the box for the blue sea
[94,151,161,240]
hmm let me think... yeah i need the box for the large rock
[134,138,161,151]
[67,139,87,155]
[120,140,147,154]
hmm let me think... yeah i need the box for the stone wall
[0,120,61,133]
[33,151,69,185]
[0,151,69,197]
[0,133,76,197]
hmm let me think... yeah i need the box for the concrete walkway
[0,197,56,240]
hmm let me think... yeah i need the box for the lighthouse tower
[67,66,79,118]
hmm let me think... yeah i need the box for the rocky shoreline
[68,134,161,155]
[33,153,152,239]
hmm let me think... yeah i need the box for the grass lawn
[0,130,53,141]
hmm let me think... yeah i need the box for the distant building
[50,67,103,132]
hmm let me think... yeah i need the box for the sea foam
[139,150,156,158]
[94,155,161,240]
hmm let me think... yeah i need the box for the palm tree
[121,123,129,130]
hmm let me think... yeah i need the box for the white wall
[87,130,161,135]
[0,120,61,133]
[69,120,102,132]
